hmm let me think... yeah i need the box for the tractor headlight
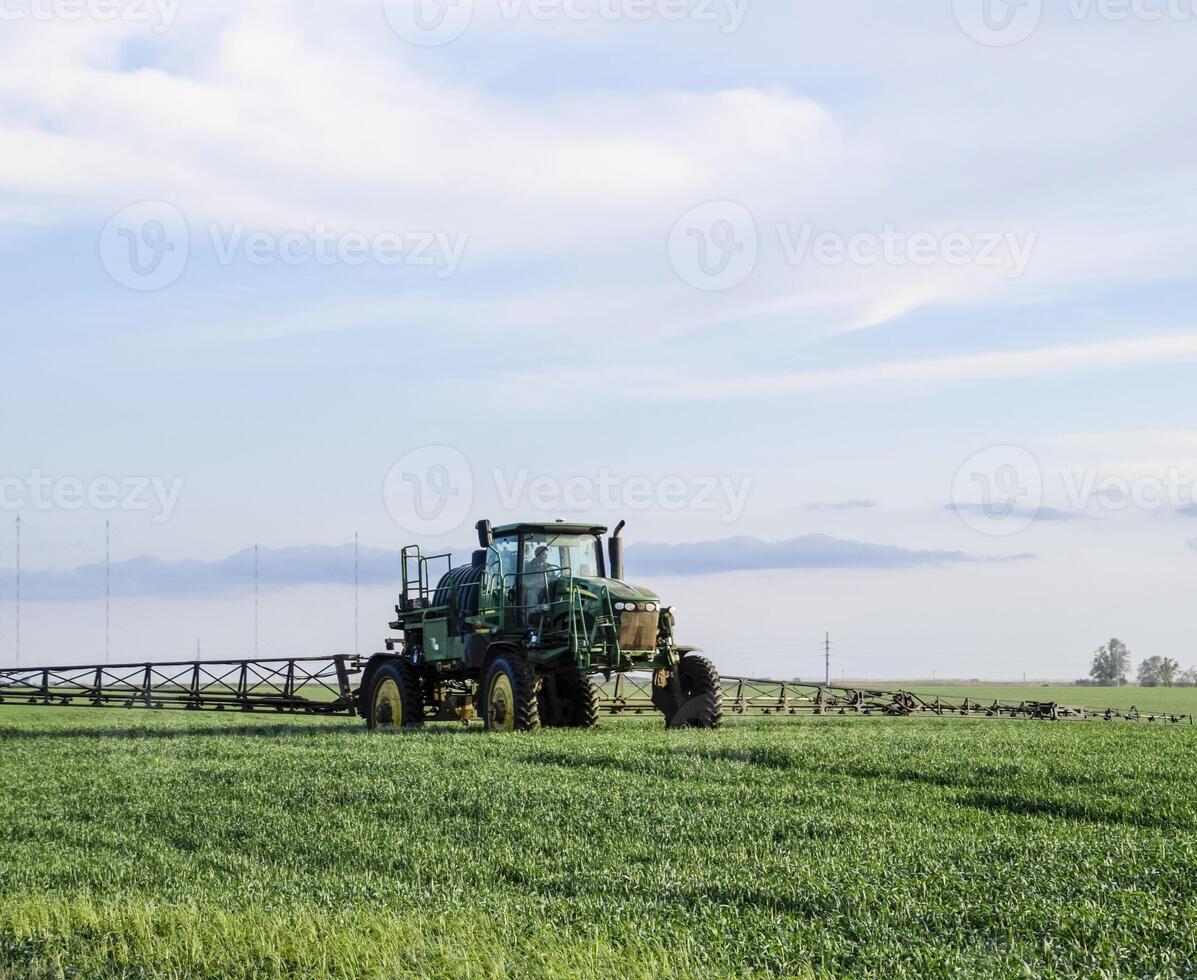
[614,601,626,611]
[644,602,657,612]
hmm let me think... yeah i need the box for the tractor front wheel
[481,649,540,732]
[652,654,724,729]
[364,661,423,730]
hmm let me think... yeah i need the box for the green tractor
[359,519,723,732]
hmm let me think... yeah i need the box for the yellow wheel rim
[374,677,402,727]
[488,672,515,732]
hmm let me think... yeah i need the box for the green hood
[571,577,660,602]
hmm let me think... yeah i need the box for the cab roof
[493,521,608,537]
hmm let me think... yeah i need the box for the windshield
[522,534,601,579]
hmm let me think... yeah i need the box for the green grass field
[888,684,1197,716]
[1,701,1195,978]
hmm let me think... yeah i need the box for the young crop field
[895,684,1197,716]
[1,702,1194,978]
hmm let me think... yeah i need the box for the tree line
[1087,638,1197,687]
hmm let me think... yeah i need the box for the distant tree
[1179,668,1197,688]
[1138,656,1164,687]
[1090,639,1131,686]
[1138,656,1182,687]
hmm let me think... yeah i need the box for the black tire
[363,661,424,730]
[481,648,540,732]
[540,663,601,729]
[653,654,724,729]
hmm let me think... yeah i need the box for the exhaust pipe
[475,519,493,549]
[608,520,626,580]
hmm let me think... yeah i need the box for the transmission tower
[14,516,21,666]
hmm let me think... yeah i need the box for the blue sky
[1,0,1196,679]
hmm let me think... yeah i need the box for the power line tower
[105,520,111,662]
[354,532,360,656]
[14,516,21,666]
[253,544,260,658]
[824,632,831,687]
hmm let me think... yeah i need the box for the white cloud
[646,332,1197,398]
[1,1,1194,351]
[0,8,842,259]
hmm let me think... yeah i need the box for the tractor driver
[526,545,551,576]
[523,544,555,615]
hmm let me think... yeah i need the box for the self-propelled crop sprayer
[0,519,1190,729]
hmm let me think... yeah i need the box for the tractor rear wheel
[481,649,539,732]
[652,654,724,729]
[364,661,423,729]
[539,663,600,729]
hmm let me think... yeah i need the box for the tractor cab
[481,521,609,629]
[471,519,666,670]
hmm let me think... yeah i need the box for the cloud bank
[2,534,1031,601]
[626,534,1032,576]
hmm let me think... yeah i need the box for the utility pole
[824,632,831,687]
[105,520,111,662]
[354,532,359,656]
[14,516,21,666]
[253,544,259,659]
